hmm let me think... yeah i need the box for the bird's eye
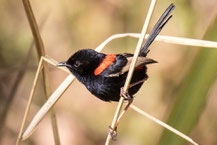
[74,61,81,67]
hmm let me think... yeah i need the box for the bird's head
[57,49,105,77]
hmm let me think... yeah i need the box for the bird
[57,3,175,139]
[57,4,175,102]
[58,49,156,101]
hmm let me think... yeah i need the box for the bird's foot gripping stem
[107,87,134,140]
[108,126,117,140]
[120,87,133,101]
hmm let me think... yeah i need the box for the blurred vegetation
[158,14,217,145]
[0,0,217,145]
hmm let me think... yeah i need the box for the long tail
[140,3,175,56]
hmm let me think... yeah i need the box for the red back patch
[94,54,116,76]
[135,66,145,70]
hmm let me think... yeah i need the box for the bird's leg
[108,88,134,140]
[120,87,133,100]
[108,100,133,140]
[116,97,133,127]
[128,78,147,89]
[116,78,147,124]
[108,125,118,140]
[108,79,147,140]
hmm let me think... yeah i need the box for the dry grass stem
[155,35,217,48]
[130,105,199,145]
[21,57,74,140]
[22,0,45,57]
[44,56,70,73]
[13,12,47,145]
[105,0,157,145]
[96,33,217,51]
[16,57,44,145]
[22,74,75,140]
[21,0,61,144]
[21,46,101,139]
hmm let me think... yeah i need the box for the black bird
[57,4,175,102]
[57,3,175,138]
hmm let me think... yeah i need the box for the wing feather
[100,54,157,77]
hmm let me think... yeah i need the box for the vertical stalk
[105,0,158,145]
[17,0,61,145]
[16,58,44,145]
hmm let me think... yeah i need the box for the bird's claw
[120,87,133,101]
[108,126,117,141]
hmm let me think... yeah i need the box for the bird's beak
[57,61,71,67]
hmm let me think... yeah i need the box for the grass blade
[158,14,217,145]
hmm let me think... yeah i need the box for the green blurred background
[0,0,217,145]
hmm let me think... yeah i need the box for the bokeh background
[1,0,217,145]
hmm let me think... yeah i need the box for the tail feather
[140,3,175,56]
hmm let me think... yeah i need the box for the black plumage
[57,4,175,102]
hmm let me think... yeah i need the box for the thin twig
[96,33,217,52]
[44,56,70,73]
[16,57,44,145]
[22,0,45,57]
[22,73,74,140]
[105,0,158,145]
[130,105,199,145]
[19,0,60,145]
[20,53,86,139]
[20,56,73,140]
